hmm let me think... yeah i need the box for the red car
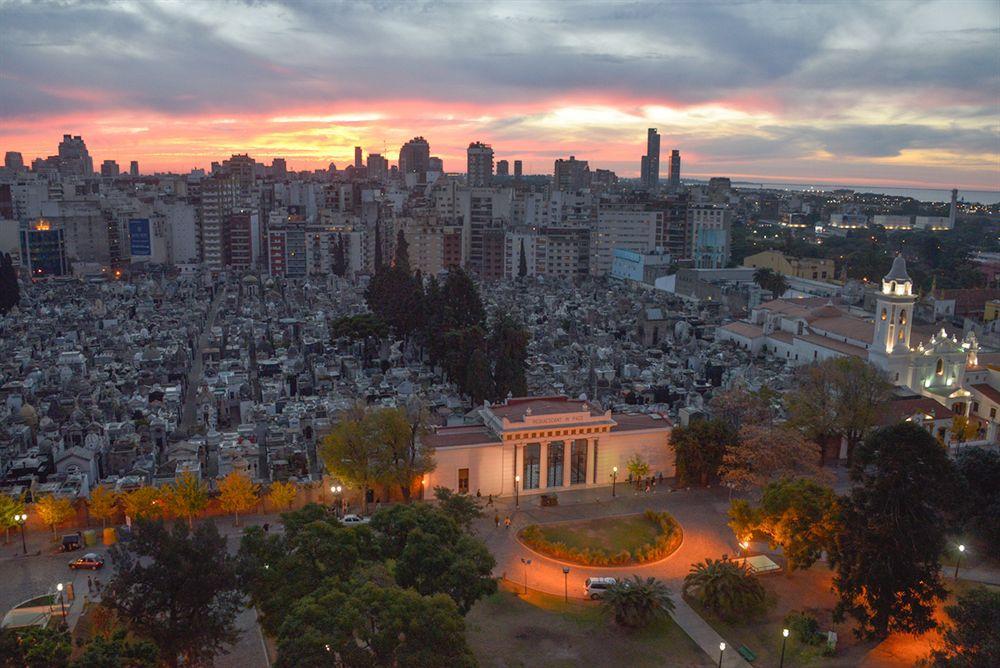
[69,553,105,570]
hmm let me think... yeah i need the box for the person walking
[494,513,500,528]
[504,515,511,529]
[87,576,94,595]
[487,494,493,506]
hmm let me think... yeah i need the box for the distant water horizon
[727,180,999,205]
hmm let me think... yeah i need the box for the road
[179,284,226,436]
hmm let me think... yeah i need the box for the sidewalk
[669,594,751,668]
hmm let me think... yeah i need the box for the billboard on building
[128,218,151,257]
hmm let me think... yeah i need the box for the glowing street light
[330,484,343,515]
[610,466,618,498]
[780,628,789,667]
[718,641,726,668]
[955,544,965,579]
[56,582,66,628]
[739,540,750,558]
[519,557,532,595]
[15,512,28,555]
[514,475,520,508]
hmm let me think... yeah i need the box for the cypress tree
[518,239,527,278]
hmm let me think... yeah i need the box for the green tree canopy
[670,419,738,487]
[683,558,766,621]
[601,575,675,628]
[829,422,958,638]
[954,447,1000,555]
[929,586,1000,667]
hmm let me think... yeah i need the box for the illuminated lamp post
[514,475,520,508]
[15,513,28,555]
[520,557,532,595]
[610,466,618,498]
[56,582,66,628]
[718,642,726,668]
[330,485,342,516]
[955,544,965,579]
[780,628,789,668]
[562,566,570,602]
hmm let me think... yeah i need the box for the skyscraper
[367,153,389,182]
[130,160,139,177]
[668,150,681,187]
[496,159,509,177]
[514,160,523,180]
[4,152,24,171]
[466,141,494,187]
[57,134,93,175]
[641,128,660,188]
[354,146,363,169]
[398,137,430,178]
[554,156,591,192]
[100,160,120,177]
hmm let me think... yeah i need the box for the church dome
[883,255,911,283]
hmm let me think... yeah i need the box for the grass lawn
[519,512,680,565]
[466,580,710,667]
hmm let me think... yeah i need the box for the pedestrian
[645,482,651,493]
[87,575,93,594]
[476,489,481,498]
[487,494,493,506]
[263,522,270,533]
[494,513,500,528]
[504,516,511,529]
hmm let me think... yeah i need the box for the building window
[881,308,887,321]
[570,439,588,484]
[973,401,980,413]
[936,358,944,375]
[547,441,565,487]
[899,309,907,325]
[523,443,540,490]
[991,407,996,419]
[458,468,469,494]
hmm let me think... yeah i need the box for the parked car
[69,553,105,570]
[59,533,82,552]
[584,577,617,600]
[340,514,370,526]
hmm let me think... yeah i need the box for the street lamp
[780,628,789,668]
[15,512,27,555]
[955,544,965,579]
[562,566,570,602]
[520,557,532,595]
[330,485,342,516]
[611,466,618,498]
[718,642,726,668]
[514,475,520,508]
[56,582,66,628]
[739,540,750,558]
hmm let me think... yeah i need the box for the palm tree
[683,558,766,621]
[771,273,789,298]
[602,575,675,628]
[752,267,775,292]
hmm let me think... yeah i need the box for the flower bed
[518,510,682,566]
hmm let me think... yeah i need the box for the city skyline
[1,0,998,190]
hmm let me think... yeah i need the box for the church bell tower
[873,254,915,355]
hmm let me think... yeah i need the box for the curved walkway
[478,485,750,668]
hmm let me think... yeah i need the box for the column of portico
[539,441,548,489]
[563,438,573,487]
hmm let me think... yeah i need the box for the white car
[341,514,370,526]
[584,577,617,600]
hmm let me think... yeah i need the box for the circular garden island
[518,510,683,566]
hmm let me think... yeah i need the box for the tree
[683,558,766,621]
[332,234,347,277]
[372,407,435,502]
[122,486,163,522]
[787,357,892,462]
[35,494,75,537]
[0,626,70,668]
[626,453,650,486]
[0,493,25,544]
[433,486,483,531]
[320,406,384,515]
[164,472,208,530]
[266,480,298,512]
[708,385,775,430]
[720,424,826,492]
[728,478,837,573]
[275,581,476,668]
[670,419,737,487]
[950,415,979,444]
[518,238,527,278]
[393,229,410,273]
[71,629,159,668]
[929,586,1000,667]
[829,423,957,638]
[954,447,1000,555]
[601,575,675,628]
[103,520,243,668]
[489,312,529,400]
[88,485,119,529]
[218,472,259,526]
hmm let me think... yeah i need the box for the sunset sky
[1,0,998,189]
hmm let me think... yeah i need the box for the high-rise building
[466,141,494,187]
[640,128,660,188]
[514,160,523,180]
[56,134,93,176]
[668,150,681,187]
[496,160,509,177]
[367,153,389,182]
[129,160,139,177]
[688,204,732,269]
[553,156,591,192]
[20,219,68,277]
[4,152,24,171]
[354,146,363,169]
[271,157,287,178]
[428,156,443,173]
[399,137,430,178]
[100,160,120,177]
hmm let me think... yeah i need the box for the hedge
[518,510,682,566]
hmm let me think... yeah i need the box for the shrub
[784,610,824,645]
[683,557,767,621]
[518,511,682,566]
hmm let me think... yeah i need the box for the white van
[584,577,617,600]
